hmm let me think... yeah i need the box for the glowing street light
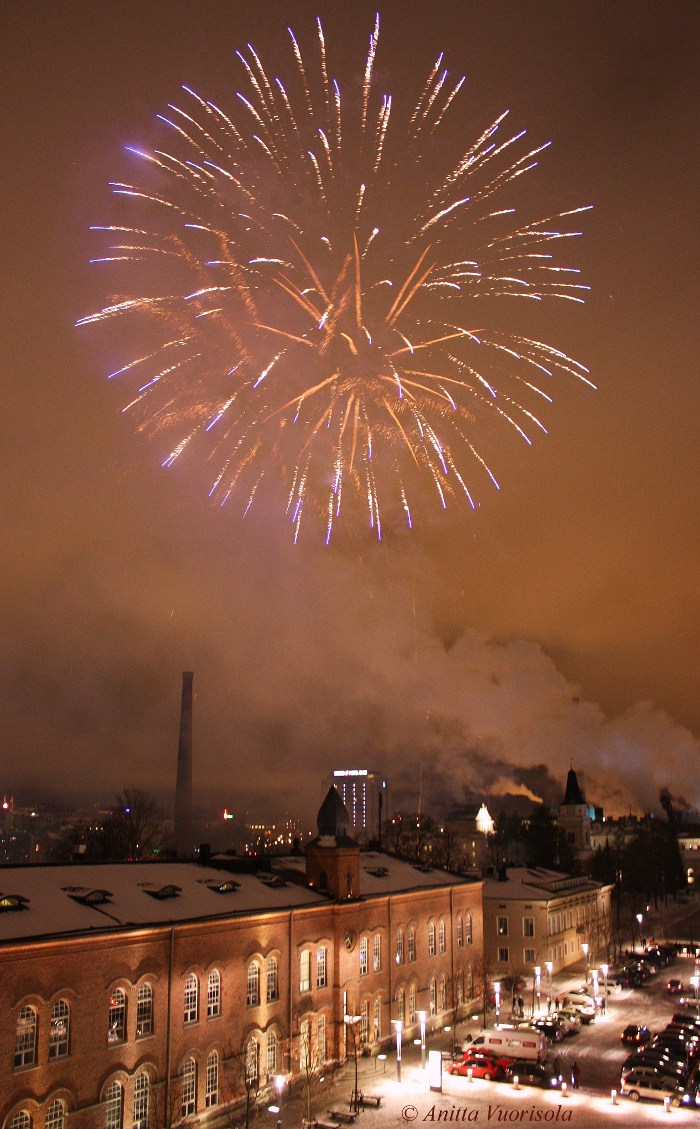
[494,982,501,1024]
[418,1011,427,1069]
[636,913,643,952]
[394,1019,403,1083]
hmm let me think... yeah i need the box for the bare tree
[103,788,160,860]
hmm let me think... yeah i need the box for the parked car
[668,979,684,995]
[555,1011,581,1036]
[623,1055,688,1081]
[530,1017,564,1042]
[504,1061,561,1089]
[622,1024,652,1046]
[447,1050,509,1081]
[620,1067,688,1105]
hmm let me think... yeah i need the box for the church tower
[305,786,361,899]
[558,766,592,862]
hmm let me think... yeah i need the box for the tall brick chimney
[174,671,194,859]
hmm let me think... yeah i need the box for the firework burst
[79,15,593,543]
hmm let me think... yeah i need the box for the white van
[468,1027,546,1063]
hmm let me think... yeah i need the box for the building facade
[328,770,388,844]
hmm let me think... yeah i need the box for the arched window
[317,946,327,988]
[429,976,436,1015]
[359,937,368,977]
[207,969,221,1018]
[438,974,446,1013]
[267,956,279,1002]
[408,984,416,1024]
[10,1113,31,1129]
[245,1037,259,1084]
[373,995,381,1040]
[395,987,405,1024]
[428,922,436,957]
[456,915,464,948]
[407,927,416,962]
[184,973,198,1024]
[133,1072,150,1129]
[299,1019,311,1072]
[49,999,70,1058]
[181,1057,197,1117]
[299,950,311,993]
[373,934,381,972]
[396,929,404,964]
[45,1101,65,1129]
[247,961,260,1007]
[105,1081,123,1129]
[136,983,153,1038]
[438,919,446,953]
[14,1005,37,1068]
[465,913,473,945]
[360,999,369,1043]
[108,988,126,1043]
[266,1029,277,1075]
[317,1014,327,1063]
[205,1051,219,1108]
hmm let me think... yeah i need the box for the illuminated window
[9,1114,31,1129]
[317,1014,326,1063]
[438,974,446,1012]
[396,987,405,1024]
[300,950,311,993]
[14,1005,37,1069]
[108,990,126,1044]
[465,914,473,945]
[396,929,404,964]
[136,984,153,1037]
[438,919,446,953]
[408,984,416,1024]
[105,1081,123,1129]
[266,1030,277,1076]
[359,937,368,977]
[428,922,436,956]
[373,934,381,972]
[300,1019,311,1072]
[408,927,416,962]
[184,973,198,1024]
[181,1057,197,1117]
[267,956,279,1002]
[360,999,369,1043]
[133,1072,150,1129]
[49,999,70,1058]
[247,962,260,1007]
[429,976,436,1015]
[456,916,464,948]
[245,1037,259,1084]
[497,916,508,937]
[45,1101,65,1129]
[317,946,327,988]
[373,995,381,1040]
[205,1051,219,1107]
[207,970,221,1018]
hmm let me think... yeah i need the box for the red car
[447,1050,510,1081]
[668,979,684,995]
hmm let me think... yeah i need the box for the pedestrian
[601,993,606,1014]
[518,995,524,1018]
[553,1057,561,1081]
[571,1062,580,1090]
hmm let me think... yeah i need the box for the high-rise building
[328,769,388,844]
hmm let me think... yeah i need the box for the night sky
[2,1,698,826]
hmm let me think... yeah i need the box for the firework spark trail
[81,15,593,542]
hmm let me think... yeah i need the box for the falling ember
[79,14,593,543]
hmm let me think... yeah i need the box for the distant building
[482,866,613,977]
[557,767,593,864]
[329,768,388,843]
[443,801,495,873]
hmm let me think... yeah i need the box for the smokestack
[174,672,194,859]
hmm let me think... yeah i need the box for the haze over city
[1,0,698,827]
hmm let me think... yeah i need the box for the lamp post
[636,913,643,952]
[494,983,501,1025]
[418,1011,427,1069]
[268,1074,285,1129]
[545,962,553,1010]
[592,969,599,1010]
[344,1014,362,1111]
[534,967,541,1015]
[601,963,609,1005]
[394,1020,403,1083]
[581,943,589,985]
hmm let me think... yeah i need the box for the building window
[408,927,416,962]
[9,1115,31,1129]
[49,999,70,1058]
[396,929,404,964]
[456,916,463,948]
[136,984,153,1038]
[266,1031,277,1076]
[317,947,327,988]
[359,936,368,977]
[360,999,369,1043]
[206,1051,219,1107]
[267,956,279,1002]
[105,1081,123,1129]
[456,972,464,1006]
[247,962,260,1007]
[408,984,416,1024]
[45,1101,65,1129]
[184,974,198,1024]
[497,916,508,937]
[438,974,446,1013]
[465,914,473,945]
[108,990,126,1044]
[429,977,436,1015]
[498,947,509,963]
[524,948,536,965]
[300,950,311,993]
[181,1057,197,1117]
[523,917,535,938]
[317,1014,326,1063]
[373,995,381,1041]
[133,1072,150,1129]
[428,922,436,956]
[245,1038,259,1084]
[438,919,446,953]
[300,1019,311,1072]
[396,987,405,1024]
[373,934,381,972]
[207,970,221,1018]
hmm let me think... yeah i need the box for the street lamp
[268,1074,285,1129]
[601,963,609,1005]
[636,913,643,952]
[592,969,599,1009]
[393,1020,403,1083]
[581,943,589,985]
[418,1011,427,1069]
[344,1014,362,1111]
[534,968,541,1015]
[494,983,501,1025]
[545,961,553,1009]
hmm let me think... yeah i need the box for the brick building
[1,789,483,1129]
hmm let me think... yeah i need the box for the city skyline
[2,1,698,825]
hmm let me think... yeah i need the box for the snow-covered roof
[276,851,478,897]
[482,866,607,903]
[0,862,324,945]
